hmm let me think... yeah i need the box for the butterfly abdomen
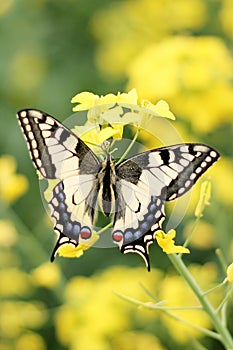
[98,156,117,216]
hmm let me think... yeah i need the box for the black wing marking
[17,109,100,259]
[16,109,100,179]
[114,143,220,270]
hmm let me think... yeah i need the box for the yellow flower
[0,155,28,203]
[56,231,99,259]
[140,99,175,120]
[156,229,190,254]
[71,91,99,111]
[71,90,138,112]
[31,262,60,288]
[117,88,138,104]
[80,125,124,145]
[71,91,117,111]
[99,125,124,142]
[71,89,175,128]
[195,180,211,218]
[226,263,233,282]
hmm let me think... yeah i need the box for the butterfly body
[97,155,117,216]
[17,109,220,270]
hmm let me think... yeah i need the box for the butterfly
[16,109,220,271]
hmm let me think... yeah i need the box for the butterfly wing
[114,143,220,270]
[17,109,100,258]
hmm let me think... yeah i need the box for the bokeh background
[0,1,232,349]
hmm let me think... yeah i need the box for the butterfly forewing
[16,109,100,179]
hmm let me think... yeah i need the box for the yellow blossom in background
[159,263,222,343]
[55,266,162,349]
[91,0,206,77]
[31,262,60,288]
[111,331,165,350]
[8,51,47,94]
[0,155,28,203]
[183,220,217,250]
[0,301,47,338]
[220,0,233,37]
[212,157,233,205]
[15,332,46,350]
[156,229,190,254]
[127,36,233,132]
[0,268,31,297]
[226,263,233,282]
[0,220,18,247]
[0,0,14,16]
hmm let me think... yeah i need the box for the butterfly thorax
[98,154,117,216]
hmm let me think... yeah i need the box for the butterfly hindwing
[114,143,220,270]
[49,179,98,260]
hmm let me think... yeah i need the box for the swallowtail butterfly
[17,109,220,270]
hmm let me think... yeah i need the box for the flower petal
[141,99,175,120]
[71,91,99,111]
[57,231,99,259]
[57,243,84,258]
[156,229,190,254]
[117,88,138,104]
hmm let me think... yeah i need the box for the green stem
[115,127,140,165]
[169,254,233,349]
[97,221,113,235]
[216,287,233,315]
[114,292,221,341]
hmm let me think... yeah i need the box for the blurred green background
[0,0,232,349]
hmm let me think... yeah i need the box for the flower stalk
[168,254,233,350]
